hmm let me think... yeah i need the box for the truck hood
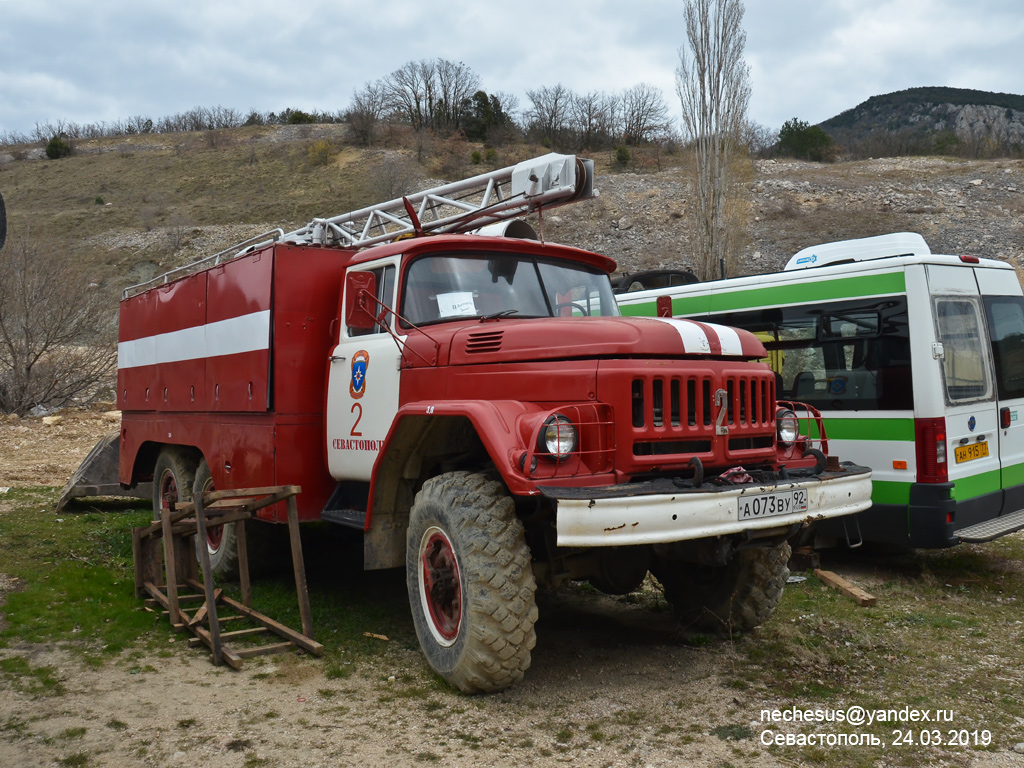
[443,316,766,365]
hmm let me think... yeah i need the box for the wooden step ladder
[133,485,323,668]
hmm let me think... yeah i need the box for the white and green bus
[617,232,1024,548]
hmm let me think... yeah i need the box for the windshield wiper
[480,309,520,322]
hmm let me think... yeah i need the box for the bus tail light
[915,417,948,483]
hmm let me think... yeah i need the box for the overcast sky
[1,0,1021,139]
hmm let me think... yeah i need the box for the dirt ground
[0,405,121,489]
[0,408,762,767]
[2,409,1024,768]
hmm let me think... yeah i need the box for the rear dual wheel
[153,448,196,522]
[152,449,249,580]
[193,459,243,580]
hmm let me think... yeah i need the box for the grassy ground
[2,485,1023,766]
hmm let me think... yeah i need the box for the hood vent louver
[465,330,504,354]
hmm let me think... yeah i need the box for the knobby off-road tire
[192,459,239,580]
[153,448,197,522]
[193,459,271,581]
[406,471,538,694]
[653,541,791,634]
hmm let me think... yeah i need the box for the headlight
[539,414,577,459]
[776,408,799,446]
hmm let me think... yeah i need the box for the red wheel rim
[205,524,224,551]
[420,529,462,643]
[159,472,177,512]
[198,476,222,552]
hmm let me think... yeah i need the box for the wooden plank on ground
[814,569,877,606]
[218,594,324,655]
[233,643,298,660]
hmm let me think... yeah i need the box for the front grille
[628,370,776,466]
[631,373,773,430]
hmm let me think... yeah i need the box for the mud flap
[56,431,152,510]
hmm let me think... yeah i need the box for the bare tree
[0,237,116,415]
[525,84,572,148]
[347,79,389,146]
[621,83,670,145]
[383,59,481,135]
[569,91,618,150]
[385,60,431,131]
[676,0,751,279]
[434,59,480,133]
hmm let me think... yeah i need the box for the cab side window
[347,265,396,337]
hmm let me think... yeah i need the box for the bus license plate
[738,489,809,521]
[955,442,990,463]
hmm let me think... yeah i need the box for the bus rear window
[984,296,1024,400]
[934,298,992,403]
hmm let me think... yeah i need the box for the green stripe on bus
[802,417,915,441]
[952,469,1002,501]
[871,480,911,506]
[1001,461,1024,489]
[619,271,907,318]
[700,272,907,314]
[619,301,658,317]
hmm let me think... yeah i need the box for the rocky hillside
[820,87,1024,152]
[550,155,1024,277]
[0,129,1021,286]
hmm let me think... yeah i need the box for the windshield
[400,252,620,326]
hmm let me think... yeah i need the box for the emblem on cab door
[350,349,369,399]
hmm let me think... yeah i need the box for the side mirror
[345,271,378,330]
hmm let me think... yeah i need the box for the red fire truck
[109,154,870,692]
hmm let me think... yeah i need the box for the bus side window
[710,297,912,411]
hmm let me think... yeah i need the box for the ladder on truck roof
[124,153,598,298]
[284,152,598,248]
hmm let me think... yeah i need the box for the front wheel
[652,541,791,634]
[406,471,538,694]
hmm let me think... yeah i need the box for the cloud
[0,0,1021,139]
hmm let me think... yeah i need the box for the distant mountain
[819,87,1024,154]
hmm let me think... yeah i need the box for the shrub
[45,135,72,159]
[615,145,631,167]
[286,109,316,125]
[94,196,104,205]
[777,118,835,162]
[306,138,337,167]
[470,150,482,164]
